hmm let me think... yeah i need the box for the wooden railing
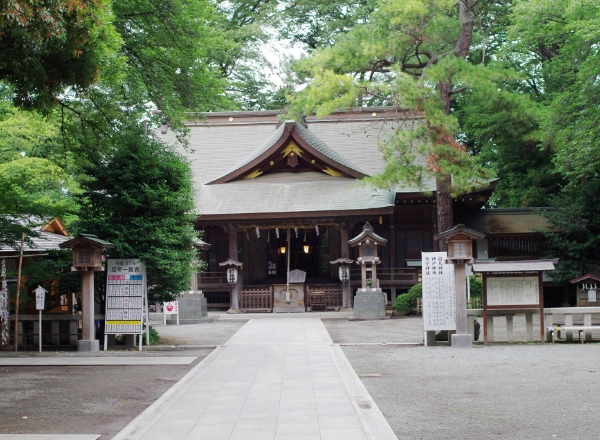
[240,286,273,312]
[489,236,545,261]
[350,267,418,286]
[197,271,228,287]
[306,285,343,310]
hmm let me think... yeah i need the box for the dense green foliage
[76,129,199,302]
[395,283,422,315]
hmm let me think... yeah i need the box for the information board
[105,259,146,334]
[487,276,539,306]
[422,252,456,330]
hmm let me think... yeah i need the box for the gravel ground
[0,321,246,438]
[0,353,209,438]
[324,316,424,344]
[153,320,246,346]
[344,344,600,439]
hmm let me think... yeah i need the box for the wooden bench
[547,326,600,343]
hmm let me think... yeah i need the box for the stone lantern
[348,222,388,319]
[434,224,485,348]
[60,234,115,351]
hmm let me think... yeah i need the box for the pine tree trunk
[435,0,475,248]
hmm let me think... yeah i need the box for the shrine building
[162,107,556,312]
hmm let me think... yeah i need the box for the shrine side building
[164,107,558,311]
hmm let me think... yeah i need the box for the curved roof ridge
[208,121,368,184]
[294,123,366,175]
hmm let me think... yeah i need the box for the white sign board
[163,300,179,325]
[34,286,46,310]
[105,259,146,334]
[588,290,597,302]
[487,276,539,306]
[422,252,456,331]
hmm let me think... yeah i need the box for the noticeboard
[486,276,540,306]
[105,259,146,335]
[422,252,456,331]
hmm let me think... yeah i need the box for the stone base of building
[353,288,386,319]
[78,339,99,352]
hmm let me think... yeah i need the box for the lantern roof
[193,239,211,250]
[348,221,388,247]
[434,224,485,242]
[59,233,115,249]
[218,259,243,267]
[330,258,354,264]
[569,273,600,284]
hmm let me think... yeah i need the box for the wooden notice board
[482,272,545,343]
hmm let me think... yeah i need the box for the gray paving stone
[113,318,396,440]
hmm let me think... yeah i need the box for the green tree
[287,0,531,246]
[541,180,600,283]
[0,0,121,110]
[76,128,199,302]
[0,157,80,248]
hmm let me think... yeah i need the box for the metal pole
[14,233,24,352]
[39,310,42,353]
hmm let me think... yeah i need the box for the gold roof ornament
[282,141,303,158]
[244,169,263,179]
[323,166,343,177]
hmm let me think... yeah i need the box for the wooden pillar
[341,223,351,308]
[454,262,467,334]
[229,230,241,311]
[81,271,95,341]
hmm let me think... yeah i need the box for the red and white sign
[163,300,179,325]
[164,301,178,314]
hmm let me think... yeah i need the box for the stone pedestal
[353,288,386,319]
[451,333,472,348]
[273,284,305,313]
[77,339,99,351]
[169,292,209,324]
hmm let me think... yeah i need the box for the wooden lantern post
[60,234,115,352]
[434,224,485,348]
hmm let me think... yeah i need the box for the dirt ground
[0,351,210,439]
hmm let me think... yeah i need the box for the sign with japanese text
[339,265,349,282]
[487,276,539,306]
[34,286,46,310]
[226,267,238,284]
[105,259,146,335]
[422,252,456,331]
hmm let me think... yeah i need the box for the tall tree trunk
[435,0,475,247]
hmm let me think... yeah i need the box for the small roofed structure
[434,224,485,263]
[59,234,115,352]
[349,221,388,289]
[569,273,600,307]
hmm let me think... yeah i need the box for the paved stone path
[113,318,397,440]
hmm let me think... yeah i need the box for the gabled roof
[434,224,486,241]
[569,273,600,284]
[0,217,72,253]
[59,234,115,249]
[348,221,388,246]
[208,121,367,184]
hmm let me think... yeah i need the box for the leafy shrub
[143,326,161,345]
[395,283,422,314]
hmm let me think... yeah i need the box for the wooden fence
[240,286,273,312]
[306,285,343,310]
